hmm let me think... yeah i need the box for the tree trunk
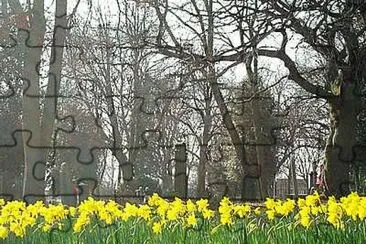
[325,82,360,197]
[245,51,276,199]
[197,101,212,197]
[43,0,67,198]
[251,99,276,198]
[104,42,133,195]
[174,143,187,199]
[161,118,175,195]
[22,0,46,198]
[197,134,209,197]
[126,49,143,194]
[22,0,67,200]
[291,159,298,198]
[205,0,248,199]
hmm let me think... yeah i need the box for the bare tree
[2,0,69,199]
[150,0,269,199]
[65,1,182,195]
[216,0,366,197]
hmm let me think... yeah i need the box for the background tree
[0,0,70,199]
[0,0,25,199]
[64,1,182,195]
[151,0,271,199]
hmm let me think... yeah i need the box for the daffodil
[265,198,276,210]
[152,222,162,234]
[234,204,250,218]
[196,199,209,212]
[0,225,8,239]
[186,214,197,227]
[266,210,276,220]
[254,207,261,215]
[148,193,161,207]
[277,199,295,217]
[0,199,5,207]
[68,207,77,217]
[202,209,214,219]
[300,215,311,228]
[73,213,91,233]
[305,192,320,207]
[123,202,139,219]
[186,200,196,213]
[138,205,151,221]
[220,213,232,225]
[166,209,179,221]
[297,206,312,228]
[326,197,344,229]
[171,197,186,215]
[9,221,24,238]
[156,199,169,219]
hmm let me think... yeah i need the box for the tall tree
[13,0,68,198]
[151,0,264,199]
[220,0,366,197]
[0,0,25,199]
[65,1,180,195]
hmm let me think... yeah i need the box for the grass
[2,217,366,243]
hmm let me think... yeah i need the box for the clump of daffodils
[147,194,214,233]
[218,197,251,226]
[265,197,296,220]
[0,192,366,239]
